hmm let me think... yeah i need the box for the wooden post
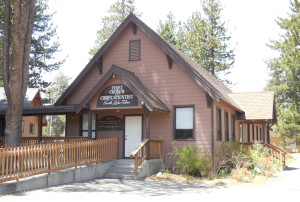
[38,116,43,143]
[143,106,150,160]
[267,123,270,144]
[262,121,266,143]
[88,111,92,139]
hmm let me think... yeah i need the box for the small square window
[29,124,35,134]
[22,120,24,133]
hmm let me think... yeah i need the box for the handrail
[130,139,149,158]
[130,139,149,175]
[264,143,287,166]
[130,139,163,176]
[241,142,287,166]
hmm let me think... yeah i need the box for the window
[22,120,24,133]
[29,124,35,134]
[231,115,235,141]
[217,108,222,140]
[225,112,229,141]
[239,123,243,143]
[247,124,250,142]
[256,126,258,140]
[260,128,262,140]
[252,124,255,141]
[129,40,141,61]
[174,106,194,140]
[81,113,96,139]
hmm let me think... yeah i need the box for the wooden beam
[97,56,103,75]
[166,55,173,70]
[130,22,137,35]
[143,106,150,160]
[38,116,43,143]
[206,93,213,108]
[88,110,92,139]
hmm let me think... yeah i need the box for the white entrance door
[124,116,142,157]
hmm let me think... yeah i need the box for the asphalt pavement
[1,154,299,201]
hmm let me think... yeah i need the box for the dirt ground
[146,153,299,186]
[146,172,269,186]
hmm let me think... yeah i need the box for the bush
[173,146,213,177]
[232,168,251,182]
[214,141,252,174]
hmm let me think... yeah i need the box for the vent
[129,40,141,61]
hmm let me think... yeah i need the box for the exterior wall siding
[65,25,212,166]
[66,114,80,137]
[22,116,39,137]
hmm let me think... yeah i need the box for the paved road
[1,154,300,201]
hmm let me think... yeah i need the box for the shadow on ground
[26,179,227,197]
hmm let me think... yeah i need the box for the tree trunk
[2,0,36,146]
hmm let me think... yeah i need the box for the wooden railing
[265,143,287,166]
[242,142,287,166]
[130,139,163,175]
[0,138,118,183]
[0,137,88,146]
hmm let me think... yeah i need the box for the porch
[0,137,163,185]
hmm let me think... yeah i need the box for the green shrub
[173,146,213,177]
[214,141,252,174]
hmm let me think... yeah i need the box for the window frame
[256,126,258,140]
[252,124,255,141]
[231,115,235,141]
[247,124,250,142]
[173,105,195,140]
[81,113,96,139]
[217,108,222,141]
[29,123,35,134]
[129,39,141,61]
[225,112,229,141]
[239,123,243,143]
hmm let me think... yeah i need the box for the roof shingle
[228,92,275,120]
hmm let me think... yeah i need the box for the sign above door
[97,83,138,108]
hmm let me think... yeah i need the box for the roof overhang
[76,65,170,114]
[0,104,79,116]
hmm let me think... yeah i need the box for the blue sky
[47,0,290,93]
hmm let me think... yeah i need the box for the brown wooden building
[0,88,46,137]
[14,14,276,164]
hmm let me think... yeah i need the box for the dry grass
[146,172,269,186]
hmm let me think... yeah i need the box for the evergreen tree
[0,0,63,93]
[266,0,300,140]
[43,72,71,137]
[157,12,178,46]
[29,0,64,92]
[158,0,235,85]
[89,0,141,56]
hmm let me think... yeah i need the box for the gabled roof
[228,92,276,120]
[0,87,41,110]
[77,64,170,113]
[55,14,242,111]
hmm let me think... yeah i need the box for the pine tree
[2,0,36,146]
[28,0,64,92]
[266,0,300,140]
[157,12,178,46]
[0,0,63,93]
[89,0,141,56]
[44,72,71,137]
[158,0,234,85]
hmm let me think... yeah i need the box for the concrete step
[102,173,136,180]
[101,159,138,180]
